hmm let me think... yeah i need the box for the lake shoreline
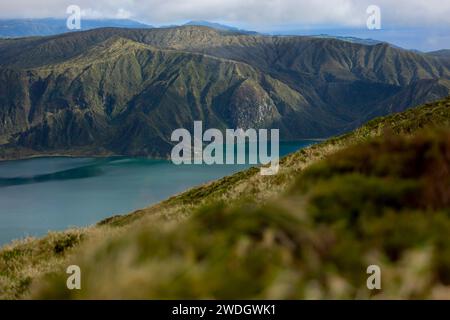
[0,149,169,163]
[0,139,327,162]
[0,140,318,245]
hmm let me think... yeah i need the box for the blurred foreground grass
[1,97,449,299]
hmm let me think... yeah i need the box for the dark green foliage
[53,233,83,255]
[297,128,450,210]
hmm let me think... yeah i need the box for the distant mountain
[0,26,449,160]
[183,20,258,35]
[310,34,383,46]
[428,49,450,58]
[0,18,152,38]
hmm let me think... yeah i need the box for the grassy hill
[1,27,449,160]
[0,96,449,299]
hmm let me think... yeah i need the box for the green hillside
[0,96,449,299]
[1,26,449,160]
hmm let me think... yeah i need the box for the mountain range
[0,18,407,46]
[0,18,152,38]
[0,26,449,159]
[183,20,258,35]
[0,19,259,38]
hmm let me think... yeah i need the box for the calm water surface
[0,141,315,245]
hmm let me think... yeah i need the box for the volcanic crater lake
[0,141,315,245]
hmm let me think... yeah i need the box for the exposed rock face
[228,79,280,129]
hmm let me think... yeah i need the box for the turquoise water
[0,141,315,245]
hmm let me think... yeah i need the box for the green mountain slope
[1,27,449,159]
[0,96,449,299]
[0,36,320,159]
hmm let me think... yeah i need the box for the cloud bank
[0,0,449,30]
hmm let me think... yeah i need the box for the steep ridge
[1,27,449,159]
[1,36,320,158]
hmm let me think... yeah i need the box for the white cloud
[0,0,449,29]
[80,8,105,19]
[116,8,132,19]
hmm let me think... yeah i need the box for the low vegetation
[0,97,449,299]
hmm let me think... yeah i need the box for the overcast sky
[1,0,449,29]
